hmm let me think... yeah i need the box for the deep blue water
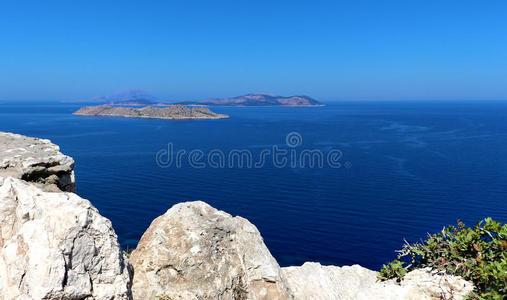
[1,101,506,270]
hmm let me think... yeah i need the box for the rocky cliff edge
[0,131,474,299]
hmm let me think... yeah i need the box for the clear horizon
[1,0,507,102]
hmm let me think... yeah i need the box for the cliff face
[0,177,133,299]
[0,132,75,192]
[0,131,474,300]
[0,132,132,299]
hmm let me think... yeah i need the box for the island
[110,93,324,107]
[173,93,324,107]
[65,90,324,107]
[73,104,229,120]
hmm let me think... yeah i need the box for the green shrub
[378,218,507,299]
[378,259,407,282]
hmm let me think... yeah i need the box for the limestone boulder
[0,177,132,299]
[130,201,292,300]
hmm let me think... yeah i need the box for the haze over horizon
[1,0,507,102]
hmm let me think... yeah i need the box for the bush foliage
[378,218,506,299]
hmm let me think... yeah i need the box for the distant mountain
[92,90,157,105]
[66,91,322,107]
[108,99,155,106]
[173,93,323,106]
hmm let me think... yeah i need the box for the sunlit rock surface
[0,132,75,192]
[282,262,474,300]
[129,201,292,300]
[0,177,132,299]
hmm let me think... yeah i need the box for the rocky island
[66,90,324,107]
[73,104,229,120]
[175,93,324,107]
[0,131,476,299]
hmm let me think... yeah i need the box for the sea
[0,100,506,270]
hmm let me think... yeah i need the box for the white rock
[129,201,293,300]
[282,262,474,300]
[0,177,132,299]
[0,131,476,300]
[395,268,475,300]
[0,132,75,192]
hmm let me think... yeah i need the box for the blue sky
[1,0,507,101]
